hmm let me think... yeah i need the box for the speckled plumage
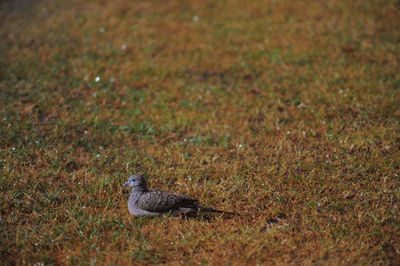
[124,174,233,217]
[136,191,199,212]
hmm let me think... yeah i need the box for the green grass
[1,0,399,264]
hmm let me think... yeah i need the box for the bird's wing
[137,191,199,212]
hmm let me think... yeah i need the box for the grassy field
[1,0,399,264]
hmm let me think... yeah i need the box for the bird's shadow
[177,212,236,222]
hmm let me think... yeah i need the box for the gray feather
[137,191,199,212]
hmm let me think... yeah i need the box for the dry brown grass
[0,0,399,264]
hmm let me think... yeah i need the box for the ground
[0,0,399,264]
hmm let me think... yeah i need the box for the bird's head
[124,174,147,190]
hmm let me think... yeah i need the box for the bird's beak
[123,181,129,187]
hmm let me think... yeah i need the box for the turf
[0,0,399,264]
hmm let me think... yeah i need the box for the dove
[123,174,234,217]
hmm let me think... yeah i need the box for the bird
[123,173,234,217]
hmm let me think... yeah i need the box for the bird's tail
[199,207,236,215]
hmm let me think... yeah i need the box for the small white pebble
[121,44,128,50]
[192,16,199,22]
[95,76,101,82]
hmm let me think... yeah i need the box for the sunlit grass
[0,0,399,264]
